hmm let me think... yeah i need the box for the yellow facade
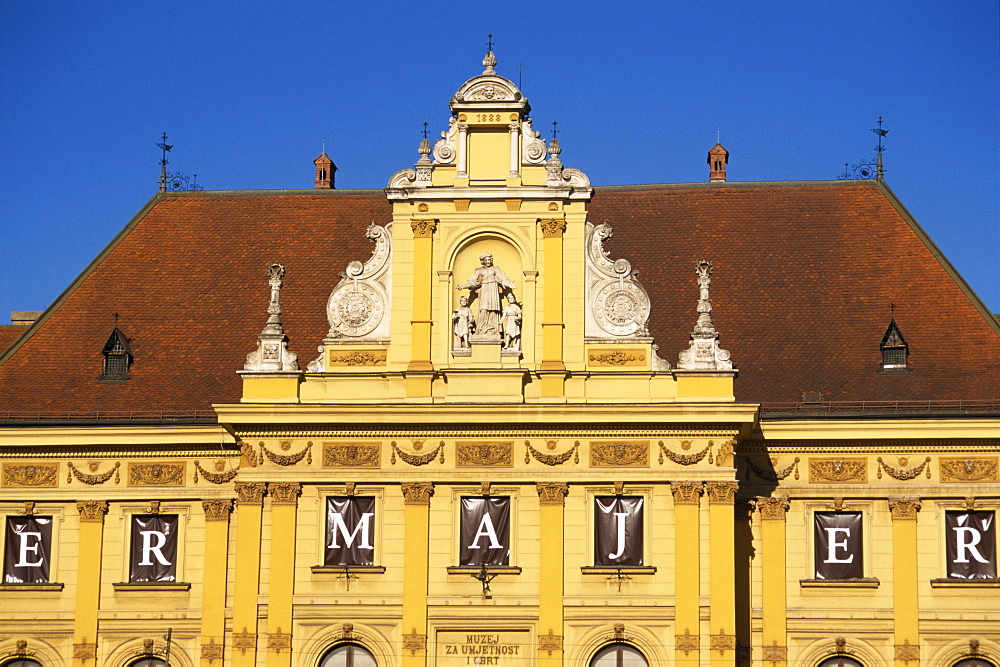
[1,53,998,667]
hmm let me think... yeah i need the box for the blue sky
[2,1,998,315]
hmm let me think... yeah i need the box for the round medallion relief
[594,283,649,336]
[328,283,384,337]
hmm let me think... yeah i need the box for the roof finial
[716,128,721,144]
[551,121,559,140]
[321,139,326,154]
[872,115,888,180]
[155,132,172,193]
[243,263,299,372]
[482,34,497,74]
[676,260,733,370]
[421,122,429,139]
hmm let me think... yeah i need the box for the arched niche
[450,233,526,314]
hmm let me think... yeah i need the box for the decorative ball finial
[482,33,497,74]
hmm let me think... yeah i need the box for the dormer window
[880,319,908,372]
[101,328,132,382]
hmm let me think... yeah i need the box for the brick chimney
[314,152,337,189]
[708,143,729,182]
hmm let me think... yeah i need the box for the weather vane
[486,33,493,51]
[838,116,888,181]
[422,122,429,139]
[551,121,559,140]
[155,132,203,193]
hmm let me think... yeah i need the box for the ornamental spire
[243,263,299,372]
[676,260,733,370]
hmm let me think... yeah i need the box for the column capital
[539,218,567,238]
[202,498,234,521]
[756,496,790,520]
[670,481,703,505]
[268,482,301,506]
[401,482,434,505]
[536,482,569,505]
[235,481,266,505]
[76,500,108,522]
[410,219,438,238]
[888,497,921,520]
[706,481,739,504]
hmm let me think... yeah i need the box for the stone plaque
[436,630,528,666]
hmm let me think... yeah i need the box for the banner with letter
[325,496,376,566]
[460,496,510,566]
[814,512,863,579]
[946,510,996,579]
[3,516,52,584]
[594,496,643,566]
[129,514,178,582]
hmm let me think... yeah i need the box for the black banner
[595,496,643,566]
[814,512,863,579]
[325,496,376,566]
[129,515,178,582]
[460,497,510,566]
[946,511,996,579]
[3,516,52,584]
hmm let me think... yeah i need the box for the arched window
[3,660,43,667]
[319,643,377,667]
[127,659,167,667]
[590,643,649,667]
[954,660,997,667]
[818,658,863,667]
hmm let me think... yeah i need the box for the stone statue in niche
[457,253,516,341]
[500,294,522,352]
[452,296,474,349]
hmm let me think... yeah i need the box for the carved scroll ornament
[322,222,393,343]
[525,441,579,466]
[584,221,652,340]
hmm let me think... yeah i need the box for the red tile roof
[1,182,996,419]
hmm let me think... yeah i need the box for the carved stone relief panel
[808,458,867,484]
[2,463,59,487]
[455,441,513,467]
[128,463,186,486]
[589,441,650,468]
[322,442,381,468]
[939,456,999,482]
